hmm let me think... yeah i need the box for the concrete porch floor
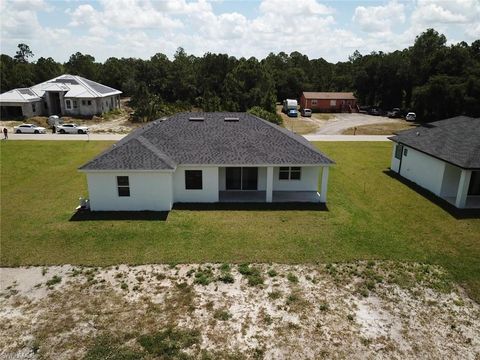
[219,191,321,203]
[444,196,480,209]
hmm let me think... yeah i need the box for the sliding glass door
[225,167,258,190]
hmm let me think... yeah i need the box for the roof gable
[389,116,480,169]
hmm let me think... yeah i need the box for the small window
[403,148,408,157]
[32,103,36,112]
[117,176,130,197]
[395,144,403,160]
[185,170,202,189]
[330,100,336,106]
[279,167,301,180]
[73,100,78,109]
[82,100,86,106]
[87,100,92,106]
[65,99,72,110]
[311,99,317,105]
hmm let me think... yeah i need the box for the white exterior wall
[273,166,319,191]
[173,166,219,203]
[86,171,173,211]
[390,143,401,173]
[441,163,461,197]
[399,146,446,196]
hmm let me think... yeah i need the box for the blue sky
[1,0,479,63]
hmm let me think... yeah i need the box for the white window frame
[330,100,336,106]
[73,100,78,109]
[65,99,72,110]
[311,99,317,105]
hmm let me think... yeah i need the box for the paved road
[312,113,403,135]
[6,133,126,141]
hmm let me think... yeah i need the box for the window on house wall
[32,103,36,112]
[117,176,130,197]
[185,170,203,189]
[395,144,403,159]
[311,99,317,105]
[82,100,86,106]
[88,100,92,106]
[403,148,408,157]
[73,100,78,109]
[279,167,301,180]
[330,100,336,106]
[65,99,72,110]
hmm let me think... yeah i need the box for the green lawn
[1,141,479,300]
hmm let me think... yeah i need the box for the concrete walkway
[304,135,391,141]
[5,133,390,142]
[6,133,126,141]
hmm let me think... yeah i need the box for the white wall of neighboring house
[86,171,173,211]
[173,166,219,203]
[397,146,445,196]
[440,163,462,197]
[273,166,319,191]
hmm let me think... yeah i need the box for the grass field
[342,122,417,135]
[1,141,479,301]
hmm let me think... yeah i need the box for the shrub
[213,309,232,321]
[267,269,277,277]
[138,327,200,357]
[217,273,235,284]
[238,264,264,286]
[194,268,214,286]
[120,282,128,291]
[287,273,298,283]
[268,291,282,300]
[248,106,282,125]
[45,275,61,287]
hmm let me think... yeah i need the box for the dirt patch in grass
[1,262,479,359]
[342,122,417,135]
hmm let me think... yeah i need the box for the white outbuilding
[79,112,335,211]
[389,116,480,209]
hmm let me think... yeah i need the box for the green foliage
[287,273,299,283]
[267,269,278,277]
[238,264,264,286]
[194,268,215,285]
[83,336,144,360]
[138,327,200,357]
[213,309,232,321]
[247,106,282,125]
[45,275,61,287]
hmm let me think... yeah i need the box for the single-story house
[389,116,480,209]
[299,92,357,113]
[79,112,335,211]
[0,74,121,119]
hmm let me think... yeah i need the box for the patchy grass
[0,141,479,301]
[341,122,417,135]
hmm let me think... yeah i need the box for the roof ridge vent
[189,116,205,121]
[224,117,239,122]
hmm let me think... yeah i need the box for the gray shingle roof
[389,116,480,169]
[80,112,334,171]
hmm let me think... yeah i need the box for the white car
[406,112,416,122]
[14,124,46,134]
[56,124,89,134]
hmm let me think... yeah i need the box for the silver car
[405,112,416,122]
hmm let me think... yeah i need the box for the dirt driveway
[312,113,405,135]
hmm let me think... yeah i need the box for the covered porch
[441,168,480,209]
[218,165,330,203]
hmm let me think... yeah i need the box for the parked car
[387,108,402,118]
[56,123,89,134]
[405,112,416,122]
[13,124,46,134]
[301,108,312,117]
[287,109,298,118]
[369,108,381,116]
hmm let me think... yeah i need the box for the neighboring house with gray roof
[0,74,121,119]
[79,112,335,211]
[389,116,480,209]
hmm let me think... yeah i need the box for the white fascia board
[78,168,176,173]
[177,163,333,167]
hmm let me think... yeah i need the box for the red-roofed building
[300,92,357,113]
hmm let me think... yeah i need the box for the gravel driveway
[312,113,404,135]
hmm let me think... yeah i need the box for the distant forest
[1,28,479,122]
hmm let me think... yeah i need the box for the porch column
[320,166,329,203]
[266,166,273,202]
[455,169,471,208]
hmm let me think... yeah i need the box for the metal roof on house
[389,116,480,169]
[302,92,356,100]
[80,112,335,171]
[0,88,42,103]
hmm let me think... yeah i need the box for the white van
[301,108,312,117]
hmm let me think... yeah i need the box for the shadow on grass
[384,170,480,219]
[69,210,169,221]
[173,202,328,211]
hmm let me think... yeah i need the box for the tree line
[1,29,479,122]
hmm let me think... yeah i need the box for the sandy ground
[312,113,405,135]
[1,262,479,359]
